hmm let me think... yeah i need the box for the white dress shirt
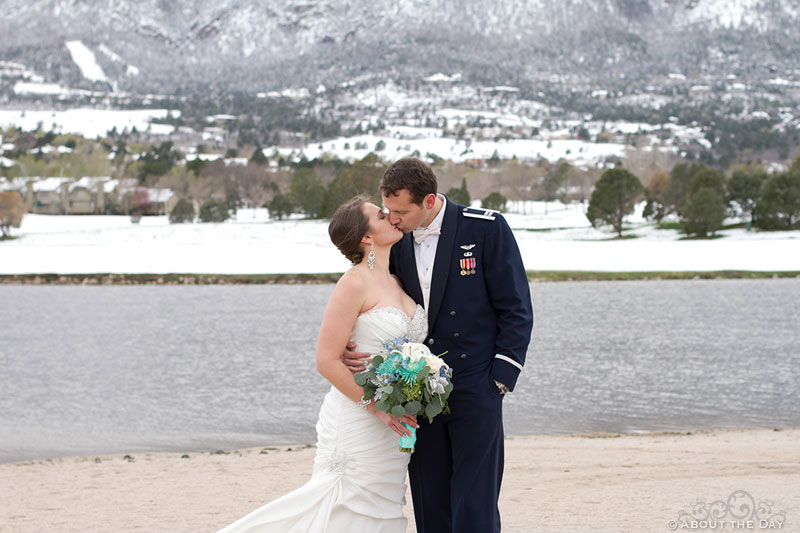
[414,194,446,310]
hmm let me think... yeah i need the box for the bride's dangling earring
[367,242,375,271]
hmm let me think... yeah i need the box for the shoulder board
[462,207,496,221]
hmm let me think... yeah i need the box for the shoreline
[2,426,796,532]
[2,270,799,285]
[1,426,795,467]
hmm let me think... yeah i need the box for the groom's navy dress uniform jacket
[390,197,533,394]
[390,197,533,533]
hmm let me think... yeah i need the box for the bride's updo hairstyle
[329,195,371,265]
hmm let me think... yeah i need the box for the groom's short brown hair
[380,158,438,205]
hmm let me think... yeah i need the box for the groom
[345,157,533,532]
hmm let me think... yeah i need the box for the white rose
[400,342,432,363]
[423,354,445,374]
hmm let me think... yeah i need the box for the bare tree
[188,175,219,209]
[0,191,26,237]
[623,146,681,184]
[239,164,276,217]
[498,160,543,214]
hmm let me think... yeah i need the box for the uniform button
[453,332,460,338]
[460,353,467,359]
[450,311,456,316]
[427,338,435,345]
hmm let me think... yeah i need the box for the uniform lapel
[427,197,457,330]
[397,233,424,306]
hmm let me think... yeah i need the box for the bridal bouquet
[355,338,453,453]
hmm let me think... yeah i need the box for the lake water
[1,279,798,463]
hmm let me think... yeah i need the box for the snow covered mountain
[1,0,798,93]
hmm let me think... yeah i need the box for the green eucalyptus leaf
[425,402,441,419]
[405,401,422,415]
[354,373,367,386]
[391,405,405,417]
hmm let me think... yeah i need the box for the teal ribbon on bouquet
[399,423,417,453]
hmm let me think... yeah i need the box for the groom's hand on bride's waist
[343,341,371,373]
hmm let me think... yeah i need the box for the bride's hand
[373,410,418,437]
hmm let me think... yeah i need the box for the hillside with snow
[0,0,798,93]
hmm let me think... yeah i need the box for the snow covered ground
[2,203,799,274]
[65,41,109,83]
[0,109,178,138]
[277,133,627,168]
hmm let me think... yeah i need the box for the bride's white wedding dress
[219,304,427,533]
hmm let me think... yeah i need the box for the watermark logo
[668,490,786,530]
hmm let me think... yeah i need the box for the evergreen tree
[754,171,800,230]
[727,164,766,224]
[138,141,179,183]
[586,168,644,237]
[250,145,268,165]
[169,198,195,223]
[664,162,692,215]
[186,158,207,176]
[682,187,726,237]
[268,193,295,220]
[446,177,471,206]
[290,168,325,218]
[322,154,386,218]
[482,191,507,212]
[198,200,230,223]
[687,166,726,199]
[680,166,727,236]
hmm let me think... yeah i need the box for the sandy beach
[1,427,797,532]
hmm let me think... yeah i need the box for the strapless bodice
[349,304,428,355]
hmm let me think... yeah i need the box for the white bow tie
[413,224,441,244]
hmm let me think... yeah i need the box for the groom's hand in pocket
[342,341,371,373]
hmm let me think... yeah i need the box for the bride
[219,196,427,532]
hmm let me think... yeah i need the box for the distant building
[67,177,111,214]
[29,177,73,214]
[689,85,713,100]
[0,176,176,215]
[145,187,177,215]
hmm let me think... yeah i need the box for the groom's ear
[423,193,437,209]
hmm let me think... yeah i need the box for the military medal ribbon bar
[459,258,476,276]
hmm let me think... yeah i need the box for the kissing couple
[220,157,533,532]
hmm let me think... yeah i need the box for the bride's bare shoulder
[334,268,368,294]
[324,269,368,316]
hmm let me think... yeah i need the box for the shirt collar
[418,193,446,230]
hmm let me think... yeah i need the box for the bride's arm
[315,273,369,405]
[315,274,417,436]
